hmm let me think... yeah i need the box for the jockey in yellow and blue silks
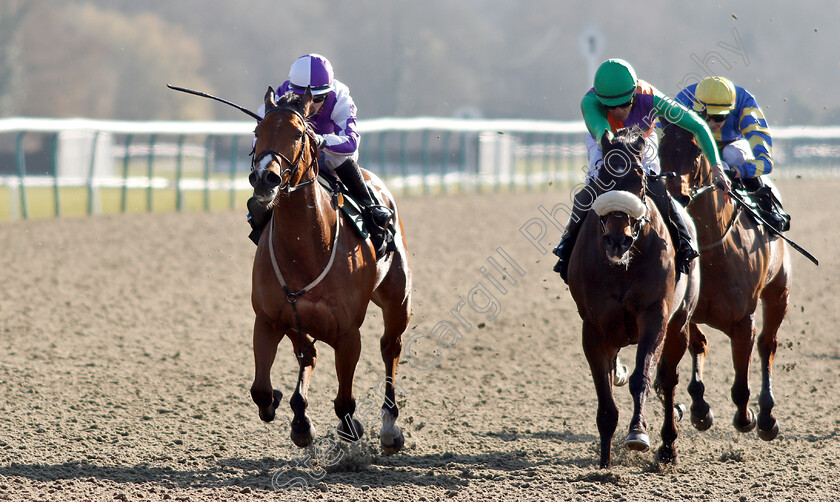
[675,76,790,231]
[552,58,732,282]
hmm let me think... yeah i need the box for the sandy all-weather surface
[0,178,838,501]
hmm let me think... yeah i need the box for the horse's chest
[261,297,342,336]
[586,296,642,345]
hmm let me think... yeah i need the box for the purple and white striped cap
[288,54,334,96]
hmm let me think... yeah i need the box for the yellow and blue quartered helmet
[693,76,736,116]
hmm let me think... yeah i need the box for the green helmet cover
[593,59,638,106]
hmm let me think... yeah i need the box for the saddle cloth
[318,171,396,258]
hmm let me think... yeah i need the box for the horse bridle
[661,126,742,250]
[252,104,336,362]
[250,106,319,193]
[597,159,650,241]
[661,123,716,207]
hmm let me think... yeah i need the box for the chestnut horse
[567,128,700,468]
[658,123,790,441]
[248,88,412,454]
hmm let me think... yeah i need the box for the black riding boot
[335,158,394,256]
[552,187,596,283]
[246,196,271,246]
[648,179,699,276]
[742,176,790,232]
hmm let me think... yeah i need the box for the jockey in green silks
[552,58,731,282]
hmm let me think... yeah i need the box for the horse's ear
[632,134,646,155]
[300,87,314,117]
[600,132,613,152]
[265,86,277,108]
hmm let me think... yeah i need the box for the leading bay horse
[249,87,412,453]
[658,123,790,441]
[567,128,700,468]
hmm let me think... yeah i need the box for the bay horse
[248,87,412,454]
[658,123,790,441]
[567,128,700,468]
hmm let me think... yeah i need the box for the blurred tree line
[1,0,838,125]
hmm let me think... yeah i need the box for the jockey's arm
[580,92,613,142]
[735,93,774,177]
[321,88,360,156]
[653,92,730,191]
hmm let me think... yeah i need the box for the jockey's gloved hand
[312,134,327,149]
[712,162,733,194]
[723,162,744,178]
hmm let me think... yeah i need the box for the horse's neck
[694,164,737,243]
[271,182,336,263]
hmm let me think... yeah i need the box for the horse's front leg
[582,320,619,469]
[687,323,714,430]
[625,308,668,453]
[289,332,318,448]
[250,315,285,422]
[335,329,364,442]
[729,316,757,433]
[656,322,689,465]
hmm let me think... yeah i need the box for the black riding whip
[726,189,819,266]
[166,84,262,121]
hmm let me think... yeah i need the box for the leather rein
[668,133,740,251]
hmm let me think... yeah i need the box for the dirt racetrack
[0,178,838,501]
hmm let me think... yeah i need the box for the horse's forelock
[612,127,646,156]
[269,92,308,119]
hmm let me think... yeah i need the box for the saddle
[317,170,397,260]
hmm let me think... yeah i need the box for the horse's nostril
[249,170,259,187]
[265,171,282,187]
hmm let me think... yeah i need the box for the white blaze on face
[258,155,273,171]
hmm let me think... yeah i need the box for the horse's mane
[612,126,646,153]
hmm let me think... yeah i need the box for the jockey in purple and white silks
[256,54,360,171]
[247,54,393,247]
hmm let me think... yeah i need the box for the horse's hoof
[625,431,650,452]
[381,430,405,455]
[337,417,364,442]
[259,408,275,423]
[657,445,678,465]
[290,418,316,448]
[256,389,283,422]
[613,364,629,387]
[733,408,757,433]
[691,406,714,431]
[758,421,780,441]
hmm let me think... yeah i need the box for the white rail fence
[0,117,838,219]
